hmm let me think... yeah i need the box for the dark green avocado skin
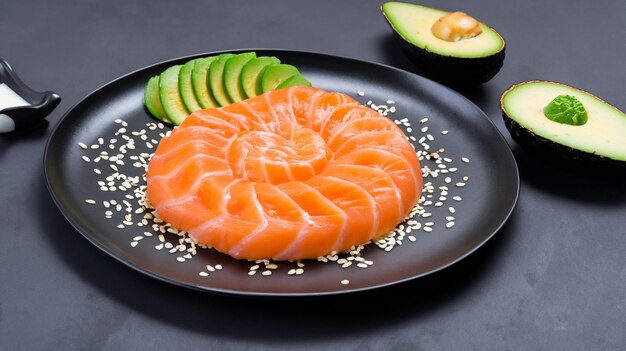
[502,111,626,169]
[391,30,505,86]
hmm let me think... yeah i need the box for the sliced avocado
[159,65,189,125]
[241,56,281,98]
[191,57,219,109]
[208,53,235,106]
[144,76,168,122]
[381,2,505,85]
[223,52,256,102]
[501,80,626,167]
[261,64,300,93]
[275,74,312,90]
[179,58,203,112]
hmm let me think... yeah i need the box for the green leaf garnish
[543,95,588,126]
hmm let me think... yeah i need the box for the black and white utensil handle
[0,58,60,134]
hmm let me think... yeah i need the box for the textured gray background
[1,0,625,350]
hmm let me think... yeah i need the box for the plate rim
[43,48,520,298]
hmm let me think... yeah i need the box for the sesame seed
[453,196,462,201]
[449,207,456,214]
[462,157,470,163]
[130,241,138,247]
[261,270,272,276]
[81,156,90,162]
[78,142,88,149]
[423,227,433,232]
[85,199,96,204]
[356,91,365,96]
[199,272,209,277]
[176,257,185,262]
[441,130,449,135]
[446,222,455,228]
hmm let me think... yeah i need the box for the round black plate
[44,49,519,297]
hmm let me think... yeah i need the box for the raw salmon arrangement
[146,86,422,261]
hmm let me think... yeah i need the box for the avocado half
[381,2,506,85]
[501,81,626,168]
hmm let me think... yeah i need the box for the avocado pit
[431,11,482,42]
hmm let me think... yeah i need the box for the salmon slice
[146,86,422,261]
[274,182,346,260]
[288,86,326,124]
[326,117,405,150]
[181,112,242,135]
[334,148,422,215]
[156,196,218,236]
[147,155,229,205]
[192,181,265,253]
[306,175,377,252]
[319,105,380,141]
[228,183,306,259]
[332,130,414,159]
[306,92,359,131]
[321,164,402,237]
[148,141,225,176]
[153,126,231,155]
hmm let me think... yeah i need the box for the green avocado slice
[275,74,312,90]
[501,80,626,166]
[261,64,300,93]
[159,65,189,125]
[144,76,168,122]
[208,54,235,106]
[179,58,203,112]
[223,52,257,102]
[241,56,281,98]
[191,57,219,109]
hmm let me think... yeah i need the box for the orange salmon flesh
[146,86,422,261]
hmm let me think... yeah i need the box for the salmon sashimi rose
[146,86,422,261]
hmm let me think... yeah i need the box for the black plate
[44,49,519,297]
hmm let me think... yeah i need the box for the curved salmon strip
[147,86,422,261]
